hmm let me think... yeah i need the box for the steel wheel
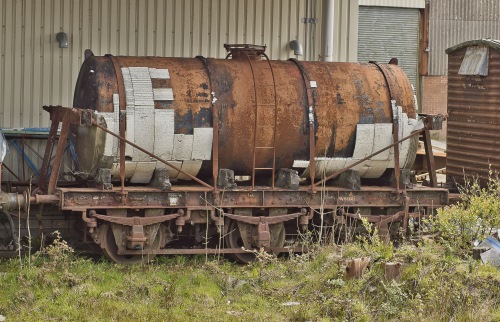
[99,224,163,264]
[225,219,285,264]
[0,211,18,255]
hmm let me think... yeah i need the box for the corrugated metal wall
[357,6,420,90]
[446,45,500,185]
[429,0,500,76]
[2,0,357,181]
[359,0,424,8]
[0,0,327,130]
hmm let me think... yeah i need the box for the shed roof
[446,39,500,54]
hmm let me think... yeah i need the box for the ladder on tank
[246,53,279,189]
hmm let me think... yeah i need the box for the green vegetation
[431,174,500,254]
[1,237,499,321]
[1,177,500,321]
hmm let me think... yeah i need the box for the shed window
[458,46,489,76]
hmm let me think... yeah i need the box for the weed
[429,174,500,254]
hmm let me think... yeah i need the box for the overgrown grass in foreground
[1,237,500,321]
[2,176,500,321]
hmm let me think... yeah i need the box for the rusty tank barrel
[72,45,418,184]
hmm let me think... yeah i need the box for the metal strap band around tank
[369,61,402,194]
[196,56,218,191]
[106,55,127,193]
[288,58,317,193]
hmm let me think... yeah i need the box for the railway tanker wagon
[45,45,446,263]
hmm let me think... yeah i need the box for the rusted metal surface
[57,186,448,212]
[47,113,70,195]
[90,210,180,226]
[72,54,416,183]
[422,119,437,187]
[37,106,86,192]
[224,44,267,60]
[107,55,127,193]
[117,247,309,256]
[446,40,500,186]
[370,62,402,193]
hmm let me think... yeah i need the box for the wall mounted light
[289,40,303,56]
[56,32,68,48]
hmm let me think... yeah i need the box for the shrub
[430,174,500,254]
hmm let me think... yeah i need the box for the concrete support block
[275,168,300,190]
[390,169,413,189]
[330,169,361,190]
[217,169,237,190]
[149,168,172,191]
[95,168,112,190]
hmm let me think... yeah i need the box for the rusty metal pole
[309,107,316,193]
[38,111,60,191]
[107,55,127,194]
[21,137,26,181]
[391,100,401,193]
[47,113,70,195]
[195,56,219,191]
[423,120,437,187]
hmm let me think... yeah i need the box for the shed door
[358,6,420,96]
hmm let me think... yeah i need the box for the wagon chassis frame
[20,104,448,261]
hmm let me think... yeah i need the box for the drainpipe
[321,0,334,62]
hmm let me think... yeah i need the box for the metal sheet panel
[357,6,420,91]
[446,46,500,185]
[429,0,500,76]
[0,0,360,181]
[358,0,424,8]
[0,0,329,126]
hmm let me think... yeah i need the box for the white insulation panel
[296,115,418,179]
[154,109,175,160]
[130,162,157,183]
[133,109,155,161]
[149,68,170,79]
[191,128,213,160]
[177,160,203,180]
[153,88,174,101]
[173,134,194,160]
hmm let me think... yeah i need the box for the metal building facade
[428,0,500,76]
[0,0,422,181]
[357,6,420,91]
[359,0,424,8]
[0,0,323,129]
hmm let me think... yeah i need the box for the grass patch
[1,239,500,321]
[2,176,500,321]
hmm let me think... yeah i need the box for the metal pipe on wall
[322,0,334,62]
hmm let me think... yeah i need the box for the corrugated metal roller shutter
[358,6,419,92]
